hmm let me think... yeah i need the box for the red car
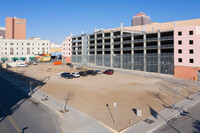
[103,69,114,75]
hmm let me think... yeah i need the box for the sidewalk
[0,70,114,133]
[122,91,200,133]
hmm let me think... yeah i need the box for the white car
[72,72,80,78]
[17,63,28,67]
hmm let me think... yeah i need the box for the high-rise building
[0,27,5,38]
[131,12,151,26]
[5,17,26,39]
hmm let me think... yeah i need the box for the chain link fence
[134,53,144,71]
[96,54,102,66]
[161,52,174,75]
[113,54,121,68]
[146,53,158,73]
[88,55,95,63]
[123,54,132,69]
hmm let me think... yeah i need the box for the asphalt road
[0,76,61,133]
[153,102,200,133]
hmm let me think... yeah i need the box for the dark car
[94,70,101,74]
[65,74,74,79]
[103,69,114,75]
[66,63,73,68]
[61,72,70,78]
[86,70,97,76]
[79,71,88,77]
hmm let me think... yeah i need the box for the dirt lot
[8,63,200,132]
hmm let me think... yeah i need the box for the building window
[178,49,182,54]
[22,52,23,54]
[17,48,18,50]
[42,48,45,54]
[22,43,23,45]
[16,52,18,55]
[178,40,182,45]
[178,58,182,63]
[178,31,182,36]
[189,49,193,54]
[5,43,7,45]
[10,43,14,45]
[189,59,194,63]
[5,47,7,50]
[10,48,14,55]
[189,31,193,35]
[42,43,45,46]
[38,48,40,50]
[32,48,34,50]
[27,48,30,54]
[32,52,34,54]
[5,52,7,55]
[27,43,30,45]
[22,48,23,50]
[189,40,193,44]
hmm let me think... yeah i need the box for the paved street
[0,76,61,133]
[153,102,200,133]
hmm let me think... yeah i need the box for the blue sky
[0,0,200,44]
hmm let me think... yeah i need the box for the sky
[0,0,200,44]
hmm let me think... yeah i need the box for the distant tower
[131,12,151,26]
[5,17,26,39]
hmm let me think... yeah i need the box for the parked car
[65,74,74,79]
[94,70,101,74]
[103,69,114,75]
[17,63,28,67]
[33,61,37,65]
[86,70,97,76]
[61,72,70,78]
[66,63,73,68]
[79,71,88,77]
[72,72,80,78]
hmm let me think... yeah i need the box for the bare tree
[63,89,74,111]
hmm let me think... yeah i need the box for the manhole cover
[143,119,154,124]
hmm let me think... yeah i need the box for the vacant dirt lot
[8,63,200,132]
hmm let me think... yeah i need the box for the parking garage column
[110,31,114,67]
[143,33,146,71]
[75,37,78,63]
[102,32,105,66]
[158,30,161,73]
[88,35,90,62]
[131,33,134,70]
[94,33,97,65]
[120,29,123,68]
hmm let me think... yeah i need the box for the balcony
[160,36,174,41]
[89,43,95,46]
[160,44,174,49]
[97,37,102,40]
[96,42,103,46]
[77,44,82,47]
[89,38,95,41]
[89,49,95,52]
[123,40,132,44]
[72,45,76,48]
[72,40,82,42]
[123,34,132,37]
[104,42,110,45]
[113,35,121,38]
[146,37,158,42]
[146,45,158,49]
[123,47,131,51]
[104,36,110,39]
[113,48,121,51]
[97,48,102,51]
[134,46,144,50]
[113,41,121,45]
[134,39,144,43]
[104,48,111,51]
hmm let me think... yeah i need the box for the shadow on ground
[0,67,46,124]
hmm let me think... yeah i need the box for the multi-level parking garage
[71,19,200,76]
[72,28,174,75]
